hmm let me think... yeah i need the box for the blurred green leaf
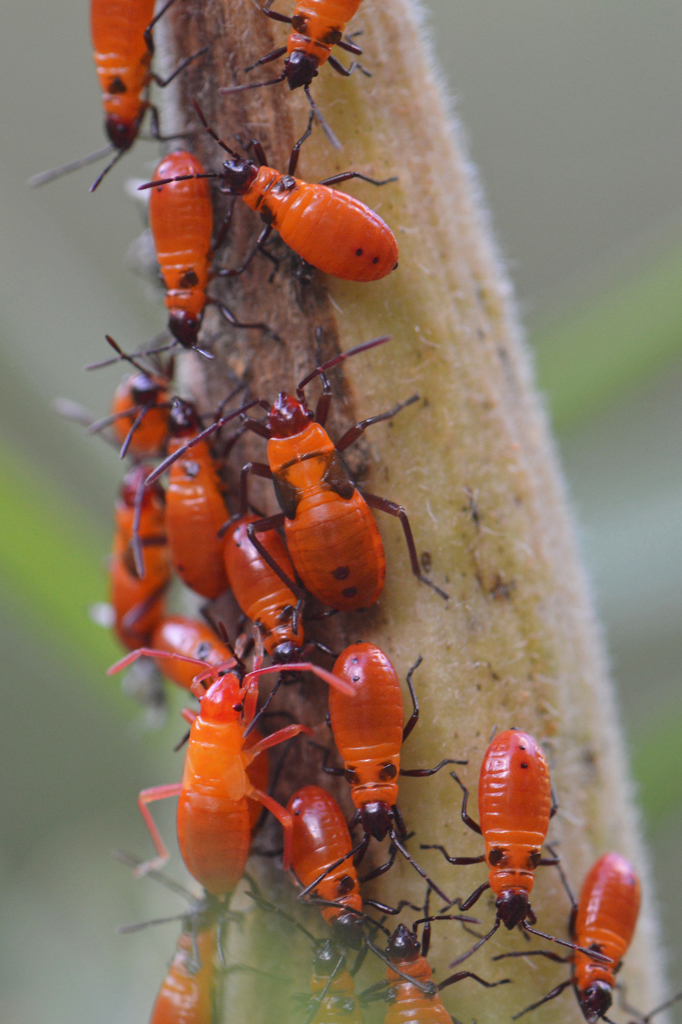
[632,705,682,824]
[0,436,119,678]
[533,244,682,431]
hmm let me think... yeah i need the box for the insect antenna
[303,85,342,149]
[27,144,114,188]
[296,335,390,400]
[90,147,127,192]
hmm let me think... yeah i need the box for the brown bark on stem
[154,1,665,1020]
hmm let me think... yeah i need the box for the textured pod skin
[149,152,213,326]
[241,167,398,282]
[178,716,253,895]
[90,0,154,146]
[223,513,304,656]
[477,729,552,901]
[287,786,363,928]
[385,943,451,1024]
[573,853,640,1006]
[110,473,170,649]
[151,616,236,691]
[268,422,385,610]
[329,644,403,810]
[287,0,363,68]
[149,926,217,1024]
[165,434,229,599]
[110,373,170,458]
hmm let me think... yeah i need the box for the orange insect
[322,646,463,902]
[150,920,217,1024]
[149,150,276,353]
[150,615,238,691]
[29,0,205,190]
[421,730,612,966]
[140,103,399,283]
[107,647,353,895]
[288,786,420,949]
[110,465,171,649]
[161,400,231,599]
[236,338,447,611]
[496,852,677,1023]
[361,921,510,1024]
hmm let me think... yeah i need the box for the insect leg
[244,48,288,73]
[401,655,422,741]
[362,491,450,600]
[207,297,279,339]
[401,758,468,778]
[492,949,571,963]
[214,225,274,277]
[419,844,486,866]
[151,45,209,87]
[317,170,397,187]
[390,831,454,905]
[251,788,294,868]
[288,111,316,176]
[510,979,573,1020]
[335,394,419,451]
[136,783,183,875]
[327,54,372,78]
[247,516,306,599]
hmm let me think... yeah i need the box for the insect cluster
[34,1,679,1023]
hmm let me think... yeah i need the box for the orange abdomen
[110,498,170,649]
[288,787,362,927]
[287,0,363,66]
[179,719,251,895]
[149,152,213,321]
[574,853,640,994]
[151,616,236,690]
[245,169,398,282]
[478,730,552,898]
[285,489,385,610]
[150,926,216,1024]
[385,958,451,1024]
[222,513,303,655]
[110,378,169,458]
[165,438,229,599]
[329,644,403,809]
[309,968,363,1024]
[91,0,153,120]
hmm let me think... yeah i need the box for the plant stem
[157,1,665,1020]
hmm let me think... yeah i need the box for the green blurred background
[1,0,681,1019]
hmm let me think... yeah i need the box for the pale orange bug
[107,647,354,896]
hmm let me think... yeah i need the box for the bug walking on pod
[107,647,354,896]
[110,465,171,650]
[233,336,448,611]
[360,915,511,1024]
[84,337,174,459]
[221,0,370,148]
[496,852,681,1023]
[323,645,464,900]
[287,785,422,950]
[29,0,206,191]
[148,150,277,354]
[421,729,614,966]
[139,103,399,283]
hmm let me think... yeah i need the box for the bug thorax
[313,939,346,975]
[129,372,165,406]
[168,309,203,348]
[579,980,613,1023]
[359,800,393,841]
[220,157,259,194]
[272,639,304,664]
[268,393,313,437]
[331,911,365,950]
[199,675,242,723]
[104,113,141,151]
[495,889,530,930]
[387,924,420,964]
[120,465,164,509]
[168,399,201,438]
[284,50,320,89]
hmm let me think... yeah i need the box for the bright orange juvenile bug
[150,920,217,1024]
[149,150,276,352]
[421,730,612,966]
[150,615,237,692]
[108,648,353,895]
[28,0,206,190]
[360,920,510,1024]
[495,852,680,1024]
[323,645,464,902]
[287,786,420,949]
[239,338,448,610]
[110,465,171,649]
[139,104,399,283]
[162,400,230,600]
